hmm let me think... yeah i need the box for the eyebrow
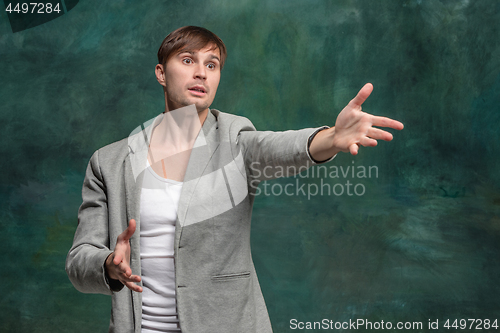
[209,54,221,62]
[178,50,220,63]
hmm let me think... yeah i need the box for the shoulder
[91,113,160,167]
[210,109,256,132]
[82,138,129,178]
[95,137,129,161]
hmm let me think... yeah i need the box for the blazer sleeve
[65,150,122,295]
[233,117,335,182]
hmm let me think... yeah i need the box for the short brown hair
[157,26,227,69]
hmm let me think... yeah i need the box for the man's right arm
[65,150,120,295]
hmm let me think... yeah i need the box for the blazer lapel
[123,158,143,333]
[124,112,166,333]
[123,153,143,333]
[176,110,219,229]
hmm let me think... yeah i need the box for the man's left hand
[309,83,404,161]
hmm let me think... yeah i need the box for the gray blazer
[66,109,328,333]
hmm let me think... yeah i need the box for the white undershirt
[140,161,183,333]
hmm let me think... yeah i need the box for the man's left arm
[309,83,404,161]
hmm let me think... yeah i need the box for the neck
[151,104,204,154]
[163,105,209,124]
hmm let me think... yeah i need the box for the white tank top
[140,161,183,333]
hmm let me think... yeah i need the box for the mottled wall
[1,0,499,332]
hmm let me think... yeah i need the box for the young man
[66,26,403,333]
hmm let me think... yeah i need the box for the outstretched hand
[309,83,404,160]
[105,219,142,292]
[333,83,404,155]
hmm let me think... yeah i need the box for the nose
[194,63,206,80]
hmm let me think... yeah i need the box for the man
[66,26,403,333]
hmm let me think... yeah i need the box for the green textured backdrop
[1,0,499,332]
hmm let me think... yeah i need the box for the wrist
[104,253,117,281]
[104,253,124,291]
[309,127,340,162]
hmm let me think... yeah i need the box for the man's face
[157,44,221,114]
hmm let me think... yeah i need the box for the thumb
[349,83,373,107]
[121,219,136,242]
[349,143,359,156]
[113,252,123,265]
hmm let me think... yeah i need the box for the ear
[155,64,166,87]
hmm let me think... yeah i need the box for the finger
[349,83,373,107]
[113,253,122,266]
[116,271,140,284]
[359,136,378,147]
[124,281,143,293]
[118,219,136,242]
[366,127,393,141]
[371,116,404,130]
[123,219,136,241]
[121,274,142,283]
[349,143,359,155]
[118,262,132,277]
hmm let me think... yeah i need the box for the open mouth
[188,86,207,94]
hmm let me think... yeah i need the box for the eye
[206,63,217,70]
[182,58,193,64]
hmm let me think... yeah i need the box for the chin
[194,103,210,113]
